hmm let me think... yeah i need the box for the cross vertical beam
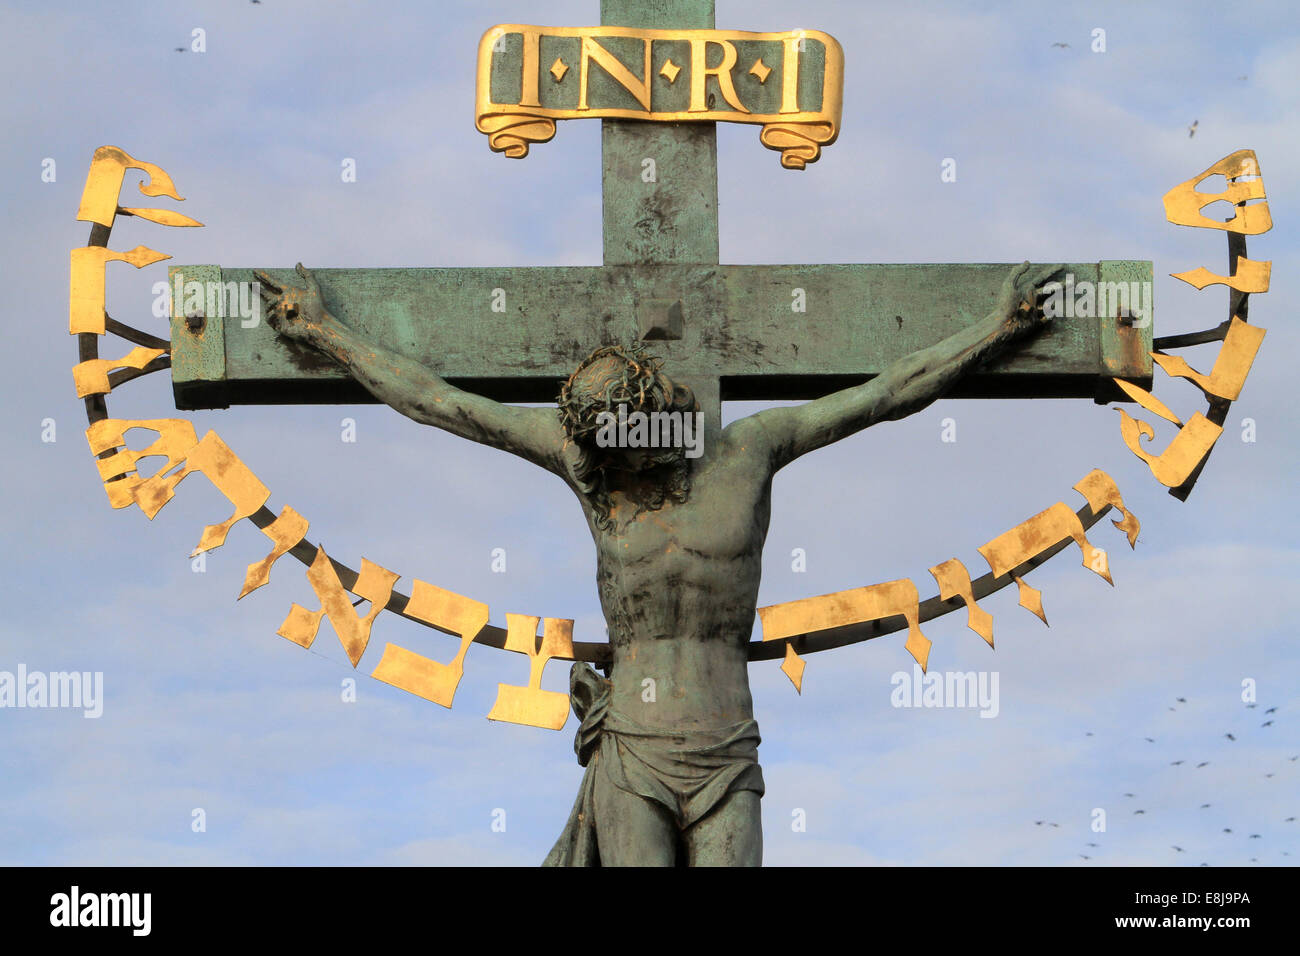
[602,0,722,428]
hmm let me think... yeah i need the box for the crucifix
[167,0,1152,866]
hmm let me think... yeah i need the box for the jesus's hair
[556,344,696,531]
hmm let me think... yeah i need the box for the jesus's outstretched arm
[728,261,1062,471]
[255,264,569,476]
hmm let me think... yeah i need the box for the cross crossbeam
[170,261,1152,415]
[170,0,1152,426]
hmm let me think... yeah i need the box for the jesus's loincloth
[543,662,764,867]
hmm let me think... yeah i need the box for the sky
[1,0,1297,867]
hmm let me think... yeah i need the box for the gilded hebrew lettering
[978,501,1113,586]
[485,614,575,730]
[239,506,310,599]
[928,558,994,648]
[1150,316,1265,402]
[1011,574,1047,624]
[977,501,1114,626]
[128,431,271,557]
[371,581,490,708]
[1116,410,1223,488]
[1171,257,1270,293]
[70,246,171,335]
[84,418,198,511]
[758,579,931,671]
[277,551,400,667]
[1072,469,1140,549]
[72,345,167,398]
[1113,379,1183,426]
[780,643,806,693]
[76,145,198,229]
[1162,149,1271,235]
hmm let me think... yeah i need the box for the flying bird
[1080,854,1091,860]
[1051,42,1069,48]
[1124,793,1135,798]
[1265,707,1277,714]
[1223,828,1232,834]
[1196,762,1210,768]
[1171,760,1185,766]
[1177,697,1187,703]
[1225,733,1236,741]
[1172,846,1184,852]
[1086,842,1099,847]
[1085,732,1094,737]
[1262,721,1274,727]
[1285,817,1296,823]
[1188,120,1199,138]
[1134,809,1146,815]
[1250,834,1261,839]
[1145,737,1156,743]
[1247,703,1257,709]
[1201,804,1212,809]
[174,47,186,53]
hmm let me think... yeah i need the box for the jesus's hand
[254,263,332,343]
[995,261,1064,334]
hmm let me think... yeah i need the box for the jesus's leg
[684,790,763,867]
[591,759,678,866]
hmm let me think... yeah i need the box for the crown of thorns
[556,344,674,443]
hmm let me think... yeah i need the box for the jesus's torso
[576,427,774,731]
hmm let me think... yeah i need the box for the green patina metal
[167,263,225,388]
[171,261,1152,411]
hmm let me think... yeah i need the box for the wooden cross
[169,0,1151,437]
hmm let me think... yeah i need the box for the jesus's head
[557,344,697,529]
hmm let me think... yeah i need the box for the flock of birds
[1033,697,1295,866]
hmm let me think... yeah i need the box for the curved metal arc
[76,222,1125,671]
[745,500,1116,662]
[1168,219,1252,502]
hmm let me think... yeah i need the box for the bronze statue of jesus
[257,260,1059,867]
